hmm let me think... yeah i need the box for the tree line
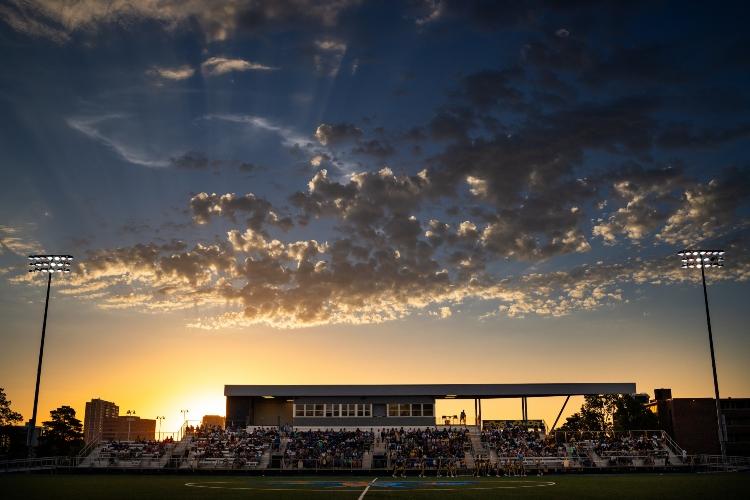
[1,387,84,459]
[558,394,659,433]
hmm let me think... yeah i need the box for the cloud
[146,65,195,80]
[314,123,362,146]
[170,151,211,170]
[313,38,347,77]
[657,123,750,149]
[592,165,685,244]
[0,225,44,255]
[19,210,750,329]
[190,192,293,231]
[657,168,750,245]
[201,57,276,76]
[67,115,170,168]
[0,0,358,42]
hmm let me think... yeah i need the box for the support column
[478,399,482,430]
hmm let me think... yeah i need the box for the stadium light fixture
[26,254,74,457]
[262,395,275,399]
[445,394,457,399]
[677,249,726,462]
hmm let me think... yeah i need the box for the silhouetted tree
[38,406,84,456]
[0,388,24,458]
[560,394,658,434]
[0,388,22,426]
[560,395,617,433]
[613,394,659,431]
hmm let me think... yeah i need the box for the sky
[0,0,749,435]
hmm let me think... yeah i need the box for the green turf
[1,473,748,499]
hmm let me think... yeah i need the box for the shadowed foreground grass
[1,473,749,499]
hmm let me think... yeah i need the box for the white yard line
[357,478,378,500]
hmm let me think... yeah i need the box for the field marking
[358,478,378,499]
[184,479,556,492]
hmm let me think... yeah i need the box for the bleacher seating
[283,429,373,469]
[185,427,280,469]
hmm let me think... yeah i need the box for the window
[423,403,434,416]
[388,404,398,417]
[399,404,410,417]
[294,403,371,417]
[412,405,422,417]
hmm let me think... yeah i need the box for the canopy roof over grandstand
[225,383,635,399]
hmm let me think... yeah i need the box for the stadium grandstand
[46,382,743,475]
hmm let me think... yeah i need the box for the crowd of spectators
[188,426,280,468]
[481,424,558,458]
[99,439,173,465]
[283,429,373,469]
[382,427,470,470]
[589,433,667,466]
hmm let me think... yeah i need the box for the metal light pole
[126,410,136,441]
[678,249,726,461]
[156,416,165,441]
[26,254,73,457]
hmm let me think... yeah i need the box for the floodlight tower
[26,254,74,457]
[678,249,726,461]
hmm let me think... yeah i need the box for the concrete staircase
[78,443,106,467]
[362,450,373,469]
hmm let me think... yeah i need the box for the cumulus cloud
[190,192,293,231]
[201,57,276,76]
[657,168,750,245]
[314,123,362,146]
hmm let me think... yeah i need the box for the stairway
[362,450,373,469]
[464,451,475,469]
[78,443,106,467]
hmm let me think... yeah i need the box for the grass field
[2,473,749,499]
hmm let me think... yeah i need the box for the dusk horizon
[1,0,749,441]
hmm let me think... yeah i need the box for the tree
[0,388,24,458]
[559,394,659,434]
[559,395,618,433]
[38,406,84,456]
[613,394,659,431]
[0,388,22,426]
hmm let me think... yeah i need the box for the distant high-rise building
[84,398,119,444]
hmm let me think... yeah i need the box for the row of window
[387,403,434,417]
[292,403,434,418]
[294,404,372,418]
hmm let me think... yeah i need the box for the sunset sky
[1,1,749,434]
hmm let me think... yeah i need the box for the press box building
[225,383,636,428]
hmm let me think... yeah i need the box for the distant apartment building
[102,415,155,441]
[84,398,119,444]
[201,415,225,428]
